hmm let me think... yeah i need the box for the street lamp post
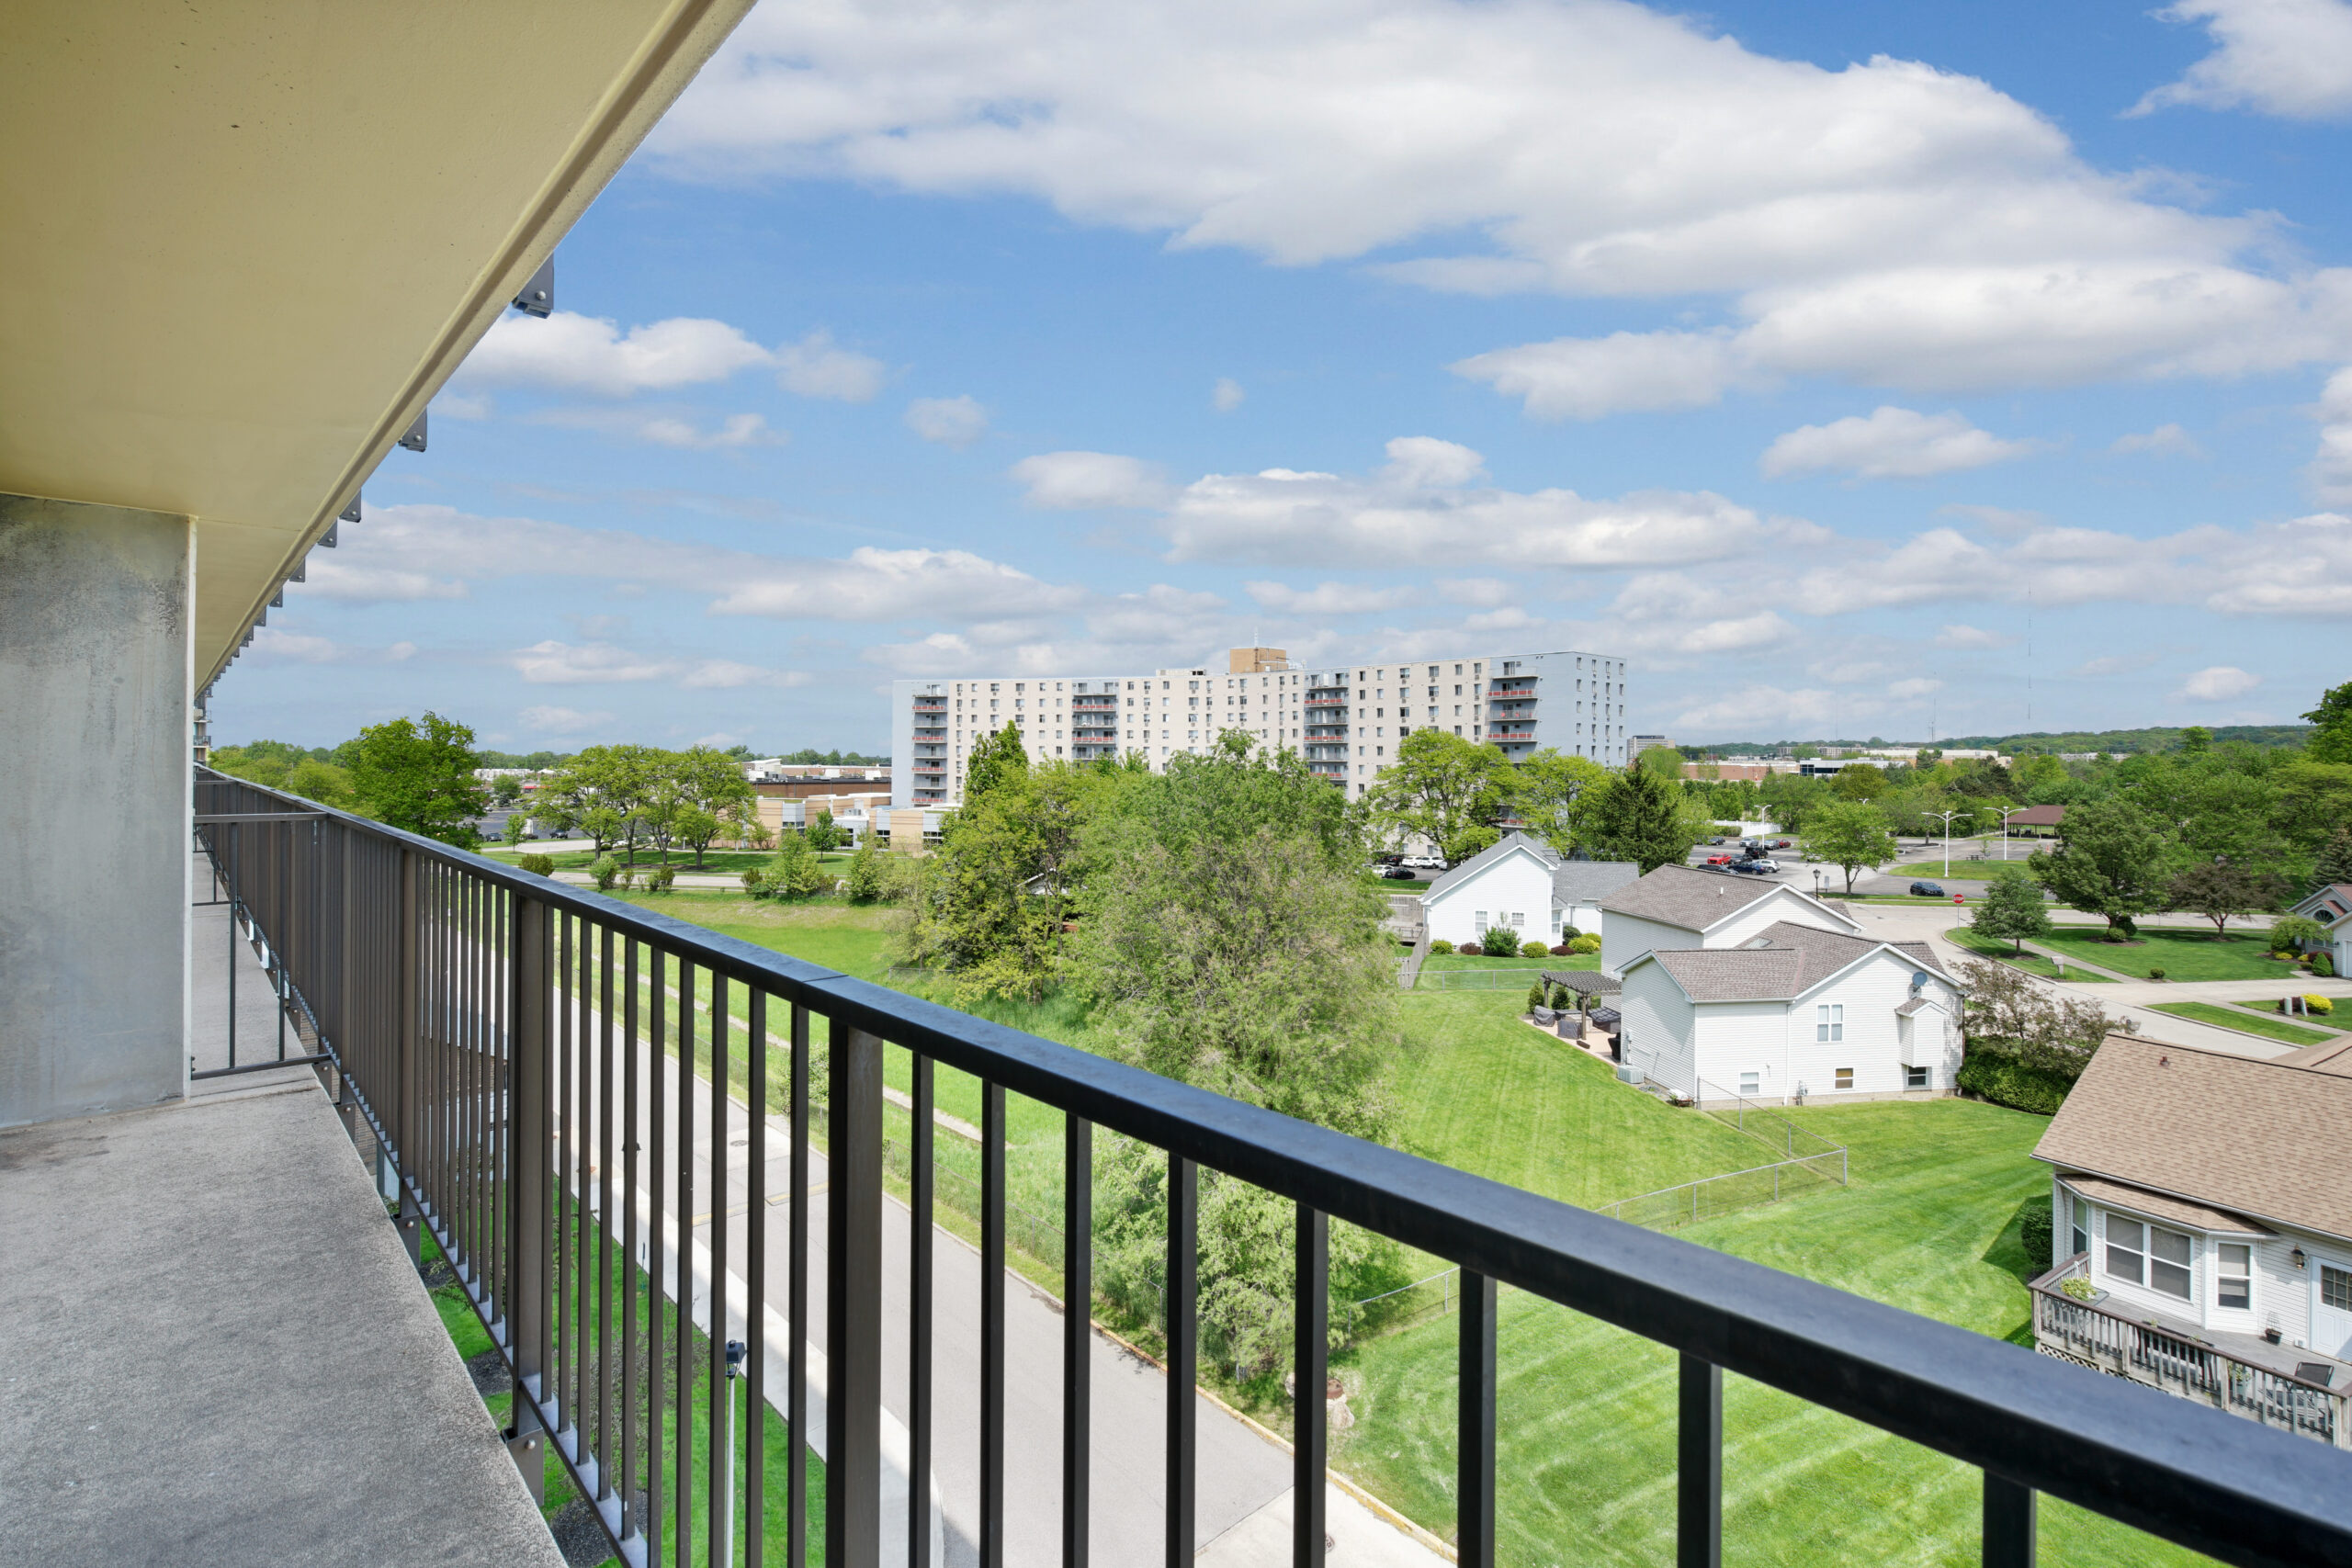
[1930,809,1963,880]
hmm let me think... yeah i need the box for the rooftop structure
[891,645,1629,807]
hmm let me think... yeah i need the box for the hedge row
[1955,1050,2076,1116]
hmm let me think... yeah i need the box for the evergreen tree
[2303,680,2352,765]
[2315,824,2352,888]
[1584,763,1701,873]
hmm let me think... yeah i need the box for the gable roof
[1596,863,1860,935]
[1633,923,1959,1002]
[2058,1175,2271,1236]
[2290,883,2352,926]
[2033,1034,2352,1241]
[1421,831,1638,909]
[2274,1035,2352,1077]
[2004,805,2066,828]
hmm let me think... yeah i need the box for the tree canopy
[1363,729,1512,863]
[347,712,488,848]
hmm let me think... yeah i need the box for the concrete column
[0,493,193,1128]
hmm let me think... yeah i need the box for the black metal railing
[190,768,2352,1568]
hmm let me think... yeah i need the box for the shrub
[2018,1202,2054,1272]
[2307,994,2335,1015]
[1457,942,1484,957]
[517,853,555,876]
[2315,953,2337,978]
[1955,1043,2076,1115]
[2060,1276,2097,1303]
[1562,925,1582,942]
[1429,939,1454,955]
[740,866,771,897]
[1521,940,1549,959]
[649,863,676,891]
[588,856,620,891]
[1485,928,1519,955]
[1549,942,1574,956]
[1568,933,1601,955]
[1526,981,1546,1013]
[2147,966,2165,980]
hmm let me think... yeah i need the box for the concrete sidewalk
[0,1084,560,1568]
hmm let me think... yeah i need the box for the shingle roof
[1421,831,1543,901]
[1894,997,1931,1016]
[1645,946,1804,1001]
[2005,805,2066,827]
[1597,863,1859,933]
[2275,1035,2352,1077]
[2292,884,2352,925]
[2057,1174,2271,1235]
[1421,830,1638,909]
[2033,1034,2352,1241]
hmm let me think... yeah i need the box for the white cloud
[650,0,2352,412]
[2177,664,2262,701]
[512,639,811,689]
[639,412,776,449]
[1008,451,1174,508]
[1760,406,2041,479]
[1673,684,1847,732]
[2110,422,2205,457]
[678,660,815,690]
[2075,652,2161,676]
[776,330,888,401]
[435,390,494,420]
[906,395,989,446]
[1243,581,1417,615]
[1888,677,1943,700]
[1934,623,2010,649]
[457,311,775,396]
[1213,378,1246,412]
[2134,0,2352,120]
[520,705,617,735]
[1436,578,1512,607]
[2309,367,2352,502]
[249,628,417,664]
[1159,438,1818,568]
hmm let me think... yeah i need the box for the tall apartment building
[890,645,1629,807]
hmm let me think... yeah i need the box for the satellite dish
[1911,972,1930,991]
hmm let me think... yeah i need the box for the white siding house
[2290,883,2351,976]
[2031,1037,2352,1438]
[1418,833,1637,950]
[1594,863,1862,976]
[1615,921,1962,1104]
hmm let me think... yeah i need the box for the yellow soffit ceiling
[0,0,754,687]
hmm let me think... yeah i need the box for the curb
[2142,1005,2343,1050]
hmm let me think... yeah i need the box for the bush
[2147,966,2165,980]
[1568,933,1601,955]
[1485,928,1519,955]
[1526,981,1546,1013]
[589,855,619,892]
[517,853,555,876]
[2018,1202,2054,1273]
[1521,940,1549,959]
[2307,994,2335,1015]
[741,866,772,897]
[1430,939,1454,955]
[1562,925,1582,942]
[1549,942,1574,956]
[1457,942,1484,957]
[2315,953,2337,978]
[649,863,676,891]
[1956,1043,2077,1115]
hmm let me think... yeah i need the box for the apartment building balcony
[1490,726,1538,740]
[911,702,947,713]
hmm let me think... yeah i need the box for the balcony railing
[2030,1253,2346,1449]
[189,764,2352,1568]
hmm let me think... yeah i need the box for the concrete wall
[0,494,191,1127]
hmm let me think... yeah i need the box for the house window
[2150,1226,2193,1300]
[1834,1066,1854,1091]
[1511,911,1525,929]
[1815,1004,1843,1043]
[2106,1217,2146,1284]
[1904,1065,1928,1090]
[2217,1244,2252,1310]
[1738,1071,1759,1098]
[1474,911,1487,931]
[2324,1266,2352,1314]
[2069,1196,2089,1259]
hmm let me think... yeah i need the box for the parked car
[1707,836,1726,845]
[1909,880,1944,897]
[1749,857,1781,873]
[1772,839,1792,849]
[1380,863,1420,880]
[1704,853,1736,866]
[1726,860,1769,875]
[1406,854,1445,870]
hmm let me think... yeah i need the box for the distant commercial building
[890,644,1630,807]
[1630,733,1673,758]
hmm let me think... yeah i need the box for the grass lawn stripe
[2030,925,2305,982]
[1941,926,2115,981]
[2151,1000,2338,1047]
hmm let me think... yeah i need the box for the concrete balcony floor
[0,889,561,1566]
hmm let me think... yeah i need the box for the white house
[1594,863,1862,977]
[2031,1035,2352,1440]
[2290,883,2351,976]
[1615,920,1962,1104]
[1417,832,1639,950]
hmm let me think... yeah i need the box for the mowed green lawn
[1941,926,2115,981]
[2154,1000,2338,1046]
[1333,1094,2215,1567]
[2032,925,2301,981]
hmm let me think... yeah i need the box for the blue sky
[223,0,2352,751]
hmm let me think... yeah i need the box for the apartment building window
[1815,1004,1843,1042]
[1834,1067,1853,1090]
[2217,1244,2252,1310]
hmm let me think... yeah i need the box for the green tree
[1804,799,1898,895]
[2177,726,2213,755]
[2315,824,2352,888]
[845,837,885,902]
[1969,869,2052,953]
[673,806,722,868]
[2304,680,2352,765]
[1584,764,1702,873]
[963,724,1028,806]
[284,756,357,810]
[2267,914,2328,954]
[347,712,487,848]
[807,809,848,852]
[501,812,530,848]
[2168,860,2286,939]
[578,806,624,859]
[492,773,525,806]
[1831,762,1890,801]
[763,831,825,899]
[1510,749,1611,858]
[1634,745,1684,783]
[2028,797,2178,939]
[1364,729,1514,863]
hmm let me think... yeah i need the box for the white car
[1745,857,1781,874]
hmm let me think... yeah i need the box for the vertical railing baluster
[675,962,695,1551]
[557,912,575,1445]
[790,1003,811,1568]
[710,973,732,1568]
[912,1055,935,1568]
[1983,1473,2036,1567]
[1679,1353,1721,1568]
[1458,1270,1496,1568]
[598,922,616,1499]
[981,1079,1007,1568]
[829,1023,884,1567]
[621,935,640,1545]
[507,892,553,1506]
[395,848,422,1264]
[1061,1111,1090,1568]
[1293,1206,1327,1568]
[1166,1154,1196,1568]
[747,986,767,1568]
[648,947,668,1568]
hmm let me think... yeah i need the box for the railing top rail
[189,768,2352,1566]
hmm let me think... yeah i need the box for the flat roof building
[891,644,1629,807]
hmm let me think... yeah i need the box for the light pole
[1931,809,1963,880]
